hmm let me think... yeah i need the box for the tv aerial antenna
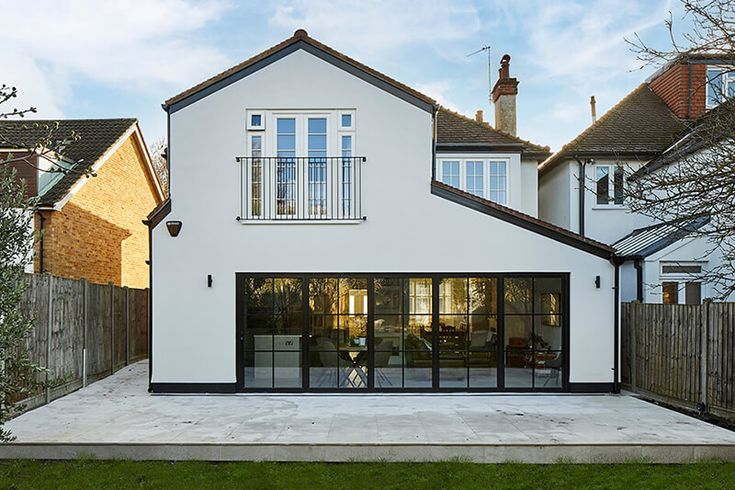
[467,45,492,112]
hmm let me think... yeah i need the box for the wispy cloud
[0,0,231,117]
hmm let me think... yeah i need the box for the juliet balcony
[236,156,366,222]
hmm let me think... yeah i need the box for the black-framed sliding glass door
[236,273,567,392]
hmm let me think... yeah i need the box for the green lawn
[1,460,734,489]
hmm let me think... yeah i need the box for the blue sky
[3,0,688,152]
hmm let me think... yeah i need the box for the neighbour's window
[441,160,460,188]
[662,282,679,304]
[706,67,735,108]
[341,113,352,128]
[595,164,624,206]
[685,282,701,305]
[466,160,484,198]
[488,160,507,204]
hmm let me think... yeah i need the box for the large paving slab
[2,361,735,462]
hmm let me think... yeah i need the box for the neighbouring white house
[538,54,734,305]
[148,30,618,394]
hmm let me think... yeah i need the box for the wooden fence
[16,273,149,411]
[621,301,735,420]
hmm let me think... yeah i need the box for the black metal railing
[235,156,366,221]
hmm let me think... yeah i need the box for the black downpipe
[431,106,438,181]
[634,259,644,302]
[613,260,621,393]
[37,211,45,273]
[575,158,587,236]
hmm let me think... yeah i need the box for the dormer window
[706,66,734,108]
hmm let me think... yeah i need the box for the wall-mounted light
[207,274,213,288]
[166,220,182,237]
[595,275,601,288]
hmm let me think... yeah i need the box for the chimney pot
[590,95,597,123]
[475,110,484,122]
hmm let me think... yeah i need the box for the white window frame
[593,163,625,208]
[706,66,734,109]
[436,157,509,205]
[659,261,706,304]
[246,110,265,130]
[243,109,357,221]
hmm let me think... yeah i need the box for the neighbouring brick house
[1,119,165,288]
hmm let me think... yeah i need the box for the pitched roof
[436,108,551,158]
[632,98,735,179]
[164,29,436,112]
[612,216,710,258]
[539,85,687,174]
[0,118,137,205]
[431,180,614,258]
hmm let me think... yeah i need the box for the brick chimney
[491,54,519,135]
[475,109,484,122]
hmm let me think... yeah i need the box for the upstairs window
[706,67,734,108]
[241,110,362,221]
[441,160,460,188]
[488,160,507,205]
[595,164,624,206]
[438,158,508,205]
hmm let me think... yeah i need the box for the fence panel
[13,273,149,412]
[622,302,735,421]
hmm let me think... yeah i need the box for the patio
[3,361,735,463]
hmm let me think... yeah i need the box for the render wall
[538,161,573,229]
[152,49,616,386]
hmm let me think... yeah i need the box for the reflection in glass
[440,278,467,314]
[504,278,532,314]
[470,277,497,314]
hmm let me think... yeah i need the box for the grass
[1,460,735,489]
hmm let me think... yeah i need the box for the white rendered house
[148,30,618,394]
[539,55,734,304]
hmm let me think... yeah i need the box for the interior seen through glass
[242,275,564,390]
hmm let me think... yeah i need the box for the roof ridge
[165,30,437,109]
[438,107,549,152]
[0,118,137,123]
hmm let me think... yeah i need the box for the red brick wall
[36,134,161,288]
[649,62,707,119]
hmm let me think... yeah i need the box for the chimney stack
[590,95,597,123]
[475,109,484,122]
[491,54,519,136]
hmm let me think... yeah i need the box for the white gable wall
[153,48,616,386]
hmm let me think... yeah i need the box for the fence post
[701,299,710,411]
[45,274,54,404]
[109,282,115,374]
[82,279,88,388]
[125,287,130,366]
